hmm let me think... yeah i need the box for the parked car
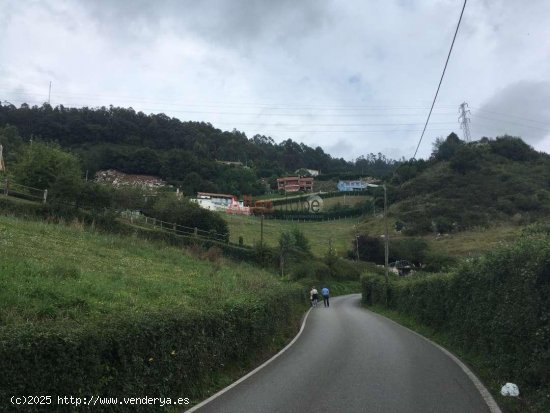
[389,260,414,276]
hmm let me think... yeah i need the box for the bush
[361,274,387,305]
[362,236,550,409]
[144,193,229,241]
[402,217,433,235]
[353,234,385,263]
[422,252,457,272]
[390,238,428,266]
[289,261,330,281]
[330,258,362,281]
[0,288,303,412]
[489,135,536,161]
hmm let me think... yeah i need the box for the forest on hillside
[0,102,398,195]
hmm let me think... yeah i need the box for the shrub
[362,236,550,408]
[390,238,429,266]
[0,288,303,412]
[402,217,433,235]
[330,258,362,281]
[489,135,536,161]
[205,246,223,263]
[422,252,457,272]
[353,234,385,263]
[289,261,330,281]
[144,193,229,241]
[361,274,387,305]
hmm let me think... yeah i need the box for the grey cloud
[472,80,550,144]
[2,0,550,160]
[80,0,332,51]
[327,138,355,159]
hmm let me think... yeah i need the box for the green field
[356,214,524,258]
[0,215,294,325]
[226,205,526,262]
[224,214,363,256]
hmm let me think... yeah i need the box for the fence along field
[224,213,364,257]
[0,177,47,203]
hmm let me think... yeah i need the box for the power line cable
[0,88,458,111]
[473,114,550,132]
[412,0,468,159]
[471,108,549,125]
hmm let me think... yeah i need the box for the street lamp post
[367,183,389,305]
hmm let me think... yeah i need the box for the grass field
[356,214,524,257]
[0,215,296,326]
[226,206,525,261]
[224,214,364,256]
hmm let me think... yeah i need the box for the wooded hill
[389,133,550,234]
[0,103,397,195]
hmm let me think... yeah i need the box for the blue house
[337,180,368,192]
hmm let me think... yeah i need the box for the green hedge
[361,236,550,409]
[0,289,303,412]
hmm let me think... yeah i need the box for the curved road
[188,294,496,413]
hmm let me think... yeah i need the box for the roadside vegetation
[225,214,362,256]
[0,215,305,411]
[362,224,550,413]
[389,133,550,235]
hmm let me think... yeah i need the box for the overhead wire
[412,0,468,159]
[472,114,550,132]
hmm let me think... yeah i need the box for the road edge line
[367,309,502,413]
[184,307,313,412]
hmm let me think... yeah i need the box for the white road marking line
[367,308,502,413]
[184,307,313,412]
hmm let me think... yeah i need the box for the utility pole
[48,81,52,105]
[458,102,472,142]
[367,183,390,305]
[383,184,389,305]
[260,214,264,246]
[0,145,5,172]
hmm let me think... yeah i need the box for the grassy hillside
[224,214,363,256]
[226,207,526,264]
[225,196,526,266]
[390,136,550,235]
[0,215,296,325]
[0,215,306,409]
[357,214,524,258]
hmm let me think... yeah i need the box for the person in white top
[310,287,319,307]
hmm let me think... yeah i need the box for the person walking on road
[321,287,330,307]
[310,286,319,307]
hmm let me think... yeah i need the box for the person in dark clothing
[321,287,330,307]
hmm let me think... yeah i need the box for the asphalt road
[189,294,495,413]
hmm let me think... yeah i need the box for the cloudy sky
[1,0,549,160]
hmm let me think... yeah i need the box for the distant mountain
[390,133,550,234]
[0,103,398,196]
